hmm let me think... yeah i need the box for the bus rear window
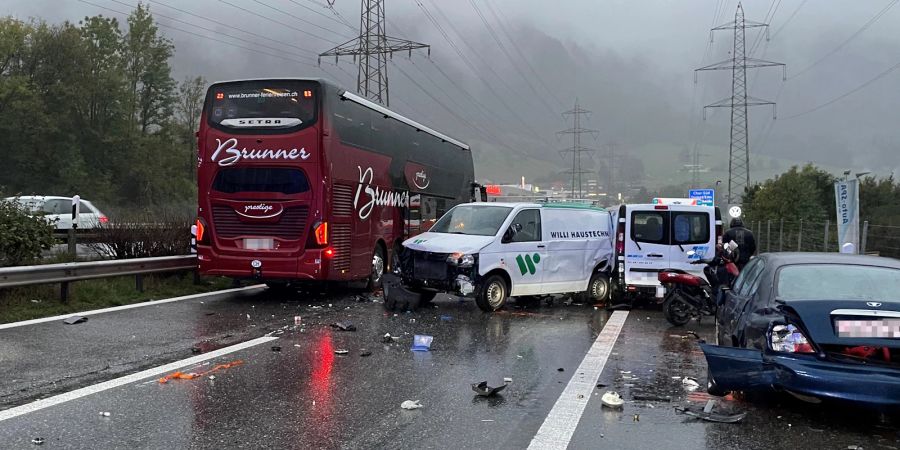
[206,80,317,132]
[212,168,310,194]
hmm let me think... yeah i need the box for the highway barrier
[0,255,198,301]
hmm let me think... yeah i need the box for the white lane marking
[0,285,265,330]
[528,310,629,450]
[0,335,278,422]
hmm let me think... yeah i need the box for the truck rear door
[624,207,670,288]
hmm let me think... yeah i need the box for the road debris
[472,381,508,397]
[411,334,433,351]
[294,316,302,325]
[601,391,624,408]
[503,377,513,383]
[331,321,357,332]
[99,411,111,417]
[334,349,349,355]
[682,377,700,390]
[158,360,243,384]
[440,315,453,321]
[360,350,372,357]
[703,399,716,413]
[557,368,565,372]
[191,347,202,354]
[675,405,747,423]
[401,400,423,410]
[382,333,398,343]
[31,437,44,445]
[63,316,88,325]
[632,394,672,402]
[633,414,640,422]
[271,345,282,352]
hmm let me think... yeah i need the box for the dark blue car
[701,253,900,407]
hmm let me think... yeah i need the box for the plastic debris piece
[208,375,216,380]
[401,400,423,410]
[409,318,416,324]
[682,377,700,390]
[334,349,349,355]
[557,368,564,372]
[191,347,202,354]
[440,315,452,321]
[294,316,302,325]
[596,383,607,389]
[472,381,507,397]
[632,394,672,402]
[601,391,624,408]
[675,406,747,423]
[99,411,111,417]
[481,419,494,422]
[294,344,302,348]
[382,333,395,343]
[633,414,640,422]
[331,321,357,332]
[63,316,88,325]
[31,438,44,445]
[246,314,251,320]
[271,346,282,352]
[159,360,243,384]
[360,350,372,357]
[620,370,632,374]
[411,334,433,352]
[703,399,716,414]
[503,377,513,383]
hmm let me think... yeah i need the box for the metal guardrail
[0,255,198,301]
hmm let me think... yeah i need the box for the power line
[788,0,898,80]
[249,0,355,40]
[468,0,562,114]
[216,0,342,45]
[285,0,356,31]
[108,0,318,63]
[771,0,808,40]
[782,60,900,119]
[76,0,321,68]
[146,0,319,57]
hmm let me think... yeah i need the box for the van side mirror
[502,223,522,243]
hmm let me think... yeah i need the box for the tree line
[0,5,203,213]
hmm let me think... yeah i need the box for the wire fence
[747,220,900,259]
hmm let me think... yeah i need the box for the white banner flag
[834,179,860,252]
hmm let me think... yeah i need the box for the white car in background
[3,196,109,230]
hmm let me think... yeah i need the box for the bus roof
[208,77,471,151]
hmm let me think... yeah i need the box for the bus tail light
[195,218,209,245]
[324,247,336,258]
[314,221,328,246]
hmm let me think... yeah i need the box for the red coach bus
[195,78,476,289]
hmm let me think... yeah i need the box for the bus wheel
[475,275,508,312]
[367,246,385,291]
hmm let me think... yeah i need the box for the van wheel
[367,246,385,291]
[586,272,610,303]
[476,275,508,312]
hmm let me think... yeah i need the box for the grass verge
[0,273,233,324]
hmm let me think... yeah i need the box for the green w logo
[515,253,541,276]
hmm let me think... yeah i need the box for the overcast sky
[5,0,900,181]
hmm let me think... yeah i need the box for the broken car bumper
[701,343,900,407]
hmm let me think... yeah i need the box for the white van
[389,202,614,312]
[612,203,722,302]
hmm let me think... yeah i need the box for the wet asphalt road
[0,287,898,449]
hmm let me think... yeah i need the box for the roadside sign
[688,189,715,206]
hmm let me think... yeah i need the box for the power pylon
[319,0,429,106]
[695,3,785,205]
[558,100,598,199]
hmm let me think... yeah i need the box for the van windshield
[430,205,512,236]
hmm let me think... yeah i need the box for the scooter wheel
[663,293,693,326]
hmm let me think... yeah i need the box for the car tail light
[770,324,814,353]
[195,217,209,245]
[314,221,328,246]
[99,216,109,224]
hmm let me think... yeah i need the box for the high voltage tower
[558,100,598,199]
[319,0,429,106]
[695,2,785,205]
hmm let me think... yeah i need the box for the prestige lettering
[244,204,274,214]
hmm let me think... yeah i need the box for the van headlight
[447,252,475,268]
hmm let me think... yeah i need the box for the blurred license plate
[655,285,666,298]
[244,238,274,250]
[835,319,900,338]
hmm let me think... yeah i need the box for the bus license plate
[655,286,666,298]
[244,238,274,250]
